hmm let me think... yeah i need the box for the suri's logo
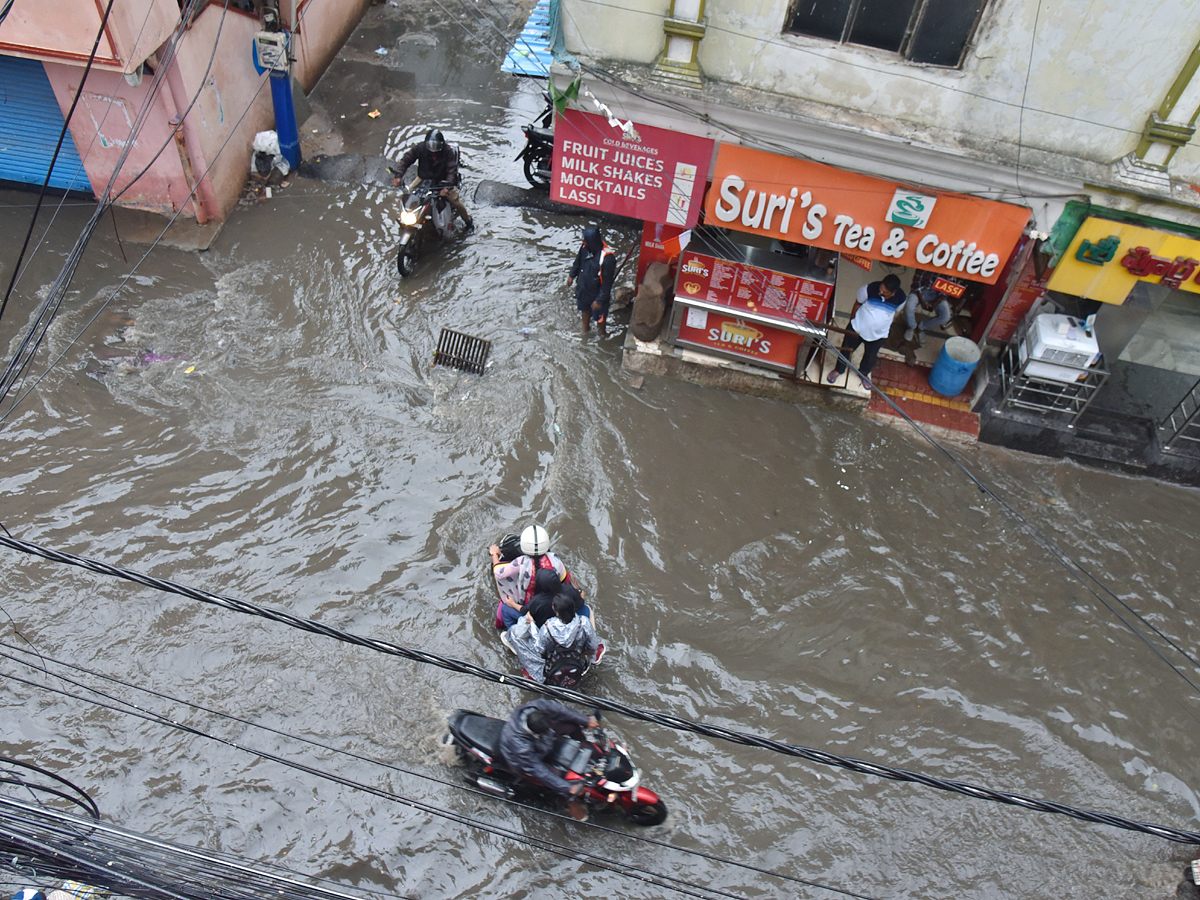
[886,189,937,229]
[718,321,761,345]
[680,259,709,277]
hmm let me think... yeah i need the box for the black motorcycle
[392,176,463,278]
[515,93,554,189]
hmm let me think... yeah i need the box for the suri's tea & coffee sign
[702,145,1031,285]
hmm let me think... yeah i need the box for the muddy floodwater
[2,5,1200,900]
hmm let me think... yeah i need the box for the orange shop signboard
[1046,217,1200,304]
[702,145,1031,285]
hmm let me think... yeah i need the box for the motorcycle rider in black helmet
[391,128,475,234]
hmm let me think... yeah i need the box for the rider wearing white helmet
[490,524,572,630]
[519,524,551,556]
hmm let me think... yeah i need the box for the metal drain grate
[433,328,491,375]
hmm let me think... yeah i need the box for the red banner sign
[673,250,832,326]
[985,244,1047,344]
[676,306,804,369]
[551,110,715,228]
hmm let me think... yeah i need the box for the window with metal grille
[786,0,988,67]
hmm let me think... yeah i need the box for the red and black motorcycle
[445,709,668,826]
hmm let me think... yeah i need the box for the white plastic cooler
[1019,314,1101,383]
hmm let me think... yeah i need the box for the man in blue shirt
[827,273,904,389]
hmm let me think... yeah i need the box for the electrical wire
[531,3,1200,714]
[2,0,1190,859]
[0,58,274,428]
[431,0,1056,296]
[814,331,1200,693]
[0,669,827,900]
[0,0,173,302]
[1014,0,1045,199]
[110,0,236,205]
[2,0,1187,799]
[0,0,213,405]
[0,795,407,900]
[0,758,99,820]
[0,0,322,423]
[0,531,1196,845]
[0,639,877,900]
[565,0,1146,141]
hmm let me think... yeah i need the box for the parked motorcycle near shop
[515,92,554,189]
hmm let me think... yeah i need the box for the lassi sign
[703,145,1031,285]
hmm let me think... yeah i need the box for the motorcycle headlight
[400,209,419,226]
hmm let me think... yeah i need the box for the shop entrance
[660,223,989,390]
[1089,284,1200,424]
[827,258,984,372]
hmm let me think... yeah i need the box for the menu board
[674,251,832,326]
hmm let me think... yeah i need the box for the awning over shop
[702,144,1030,285]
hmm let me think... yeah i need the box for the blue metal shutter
[0,55,93,193]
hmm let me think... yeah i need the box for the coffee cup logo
[886,189,937,230]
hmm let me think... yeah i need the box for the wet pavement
[2,3,1200,899]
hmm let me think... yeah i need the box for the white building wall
[559,0,1200,183]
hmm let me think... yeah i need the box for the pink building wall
[0,0,177,72]
[31,0,371,223]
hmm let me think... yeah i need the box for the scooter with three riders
[489,532,606,688]
[444,709,668,825]
[392,175,465,277]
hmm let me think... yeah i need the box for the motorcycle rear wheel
[523,146,552,189]
[397,237,421,277]
[626,799,668,826]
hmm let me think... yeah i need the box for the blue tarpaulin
[502,0,553,77]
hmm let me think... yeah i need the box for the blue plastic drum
[929,336,981,397]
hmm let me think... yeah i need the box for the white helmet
[520,524,551,556]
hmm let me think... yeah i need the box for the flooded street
[2,4,1200,899]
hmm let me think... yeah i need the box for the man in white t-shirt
[826,273,904,389]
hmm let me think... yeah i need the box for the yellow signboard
[1047,217,1200,304]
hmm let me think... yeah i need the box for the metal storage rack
[996,318,1108,428]
[1158,377,1200,457]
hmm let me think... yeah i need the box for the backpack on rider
[541,593,592,688]
[542,635,589,688]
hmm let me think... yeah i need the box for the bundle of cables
[0,761,377,900]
